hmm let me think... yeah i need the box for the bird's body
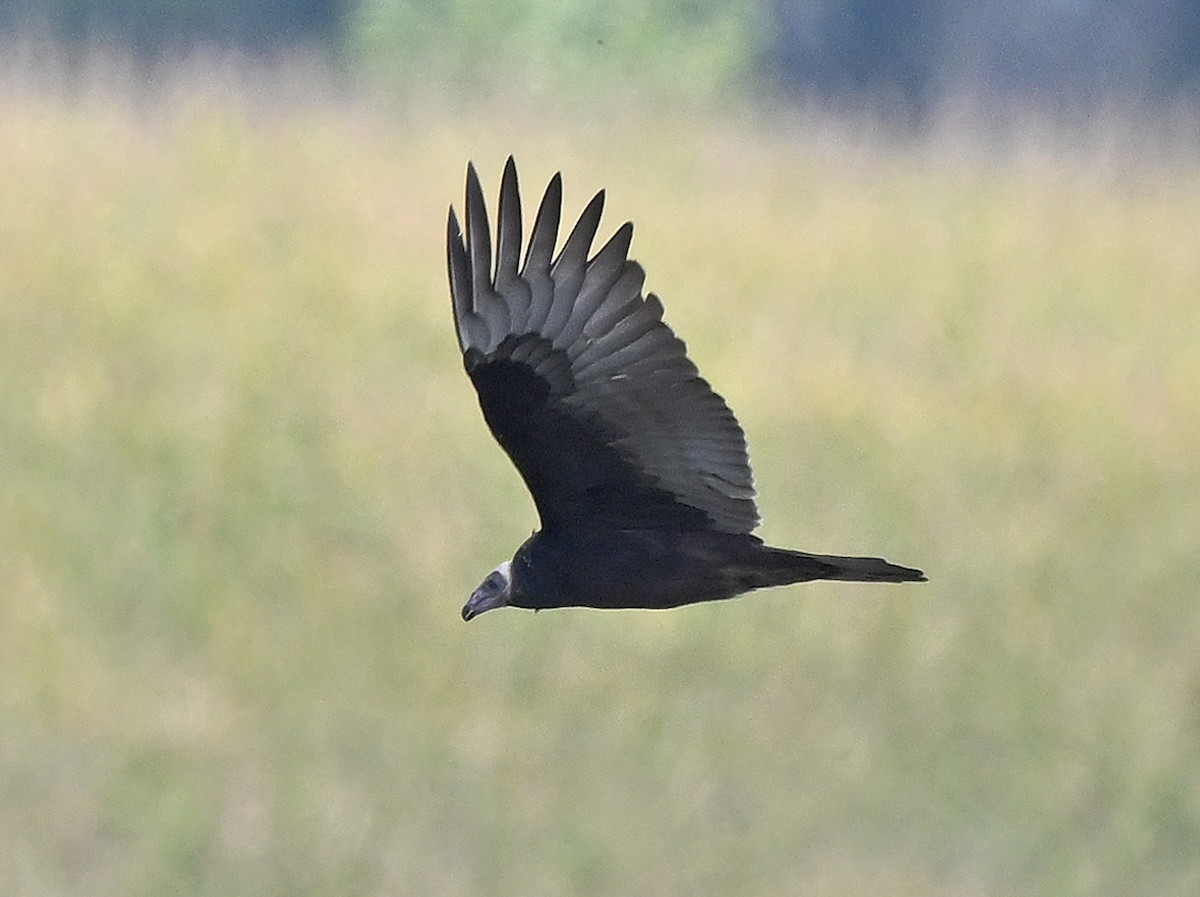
[510,528,918,612]
[447,158,924,621]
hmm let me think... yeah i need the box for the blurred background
[2,2,1198,896]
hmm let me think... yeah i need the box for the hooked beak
[458,585,496,618]
[461,584,508,622]
[462,561,512,622]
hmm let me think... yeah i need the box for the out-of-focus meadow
[2,65,1198,897]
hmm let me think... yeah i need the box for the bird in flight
[448,158,925,621]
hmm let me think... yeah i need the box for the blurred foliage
[0,0,343,52]
[1,62,1199,896]
[347,0,768,100]
[4,0,1200,109]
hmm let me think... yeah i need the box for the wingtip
[501,157,518,189]
[464,159,494,299]
[612,220,634,251]
[543,172,564,211]
[465,162,486,220]
[524,170,564,276]
[581,188,608,231]
[447,203,473,351]
[465,161,485,203]
[496,155,524,289]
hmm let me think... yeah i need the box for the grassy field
[1,66,1198,896]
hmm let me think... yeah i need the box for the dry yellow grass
[1,63,1198,896]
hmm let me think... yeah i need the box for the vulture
[448,158,925,621]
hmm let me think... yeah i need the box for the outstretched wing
[447,157,758,536]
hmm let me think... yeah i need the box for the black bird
[448,158,925,621]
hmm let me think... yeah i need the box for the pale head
[462,561,512,621]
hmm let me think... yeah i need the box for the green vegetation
[2,68,1198,896]
[349,0,766,101]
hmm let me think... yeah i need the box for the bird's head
[462,560,513,621]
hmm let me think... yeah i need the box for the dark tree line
[771,0,1200,110]
[2,0,1199,106]
[0,0,344,53]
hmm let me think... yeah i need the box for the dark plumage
[448,158,925,621]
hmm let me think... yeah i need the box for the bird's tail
[755,544,926,586]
